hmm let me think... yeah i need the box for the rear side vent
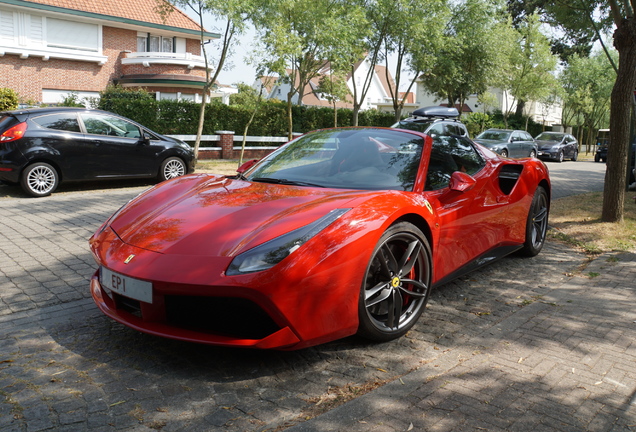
[498,165,523,195]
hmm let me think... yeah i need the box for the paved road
[545,159,606,199]
[2,159,632,432]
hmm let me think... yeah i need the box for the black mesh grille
[165,296,281,340]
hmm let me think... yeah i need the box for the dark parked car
[473,129,537,158]
[392,106,470,138]
[0,107,195,197]
[595,128,610,162]
[535,132,578,162]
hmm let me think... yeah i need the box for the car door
[522,132,536,157]
[423,136,508,282]
[79,113,157,178]
[510,131,524,158]
[29,112,98,180]
[566,135,577,158]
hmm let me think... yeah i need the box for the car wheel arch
[392,213,435,254]
[20,158,64,183]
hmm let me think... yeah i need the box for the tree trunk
[287,92,294,141]
[515,99,526,117]
[352,104,360,126]
[602,17,636,222]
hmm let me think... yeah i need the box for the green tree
[560,51,615,151]
[252,0,366,138]
[419,0,510,110]
[0,88,19,111]
[165,0,251,161]
[377,0,448,121]
[499,14,558,128]
[540,0,634,222]
[315,70,350,126]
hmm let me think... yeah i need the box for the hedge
[98,96,398,139]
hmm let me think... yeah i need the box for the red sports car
[89,127,550,350]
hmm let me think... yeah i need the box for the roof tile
[22,0,202,31]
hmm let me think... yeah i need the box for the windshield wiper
[251,177,325,188]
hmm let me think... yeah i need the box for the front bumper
[537,150,558,160]
[90,271,301,349]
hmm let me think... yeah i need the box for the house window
[162,37,173,52]
[137,33,175,53]
[47,18,98,52]
[136,37,146,52]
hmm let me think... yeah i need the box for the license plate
[100,266,153,304]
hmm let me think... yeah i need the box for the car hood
[109,174,376,257]
[536,140,561,149]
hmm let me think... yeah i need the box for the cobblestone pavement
[1,160,634,431]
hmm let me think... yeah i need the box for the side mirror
[449,171,476,192]
[141,133,151,145]
[237,159,259,174]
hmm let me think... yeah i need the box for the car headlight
[226,208,351,275]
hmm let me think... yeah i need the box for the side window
[425,136,485,190]
[32,113,81,133]
[427,123,444,137]
[80,114,141,139]
[444,124,459,136]
[444,123,468,137]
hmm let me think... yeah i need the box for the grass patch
[549,191,636,253]
[195,159,241,176]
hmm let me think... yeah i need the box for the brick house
[0,0,218,105]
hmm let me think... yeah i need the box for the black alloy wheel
[519,186,549,257]
[358,222,432,341]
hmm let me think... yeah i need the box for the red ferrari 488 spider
[89,126,550,350]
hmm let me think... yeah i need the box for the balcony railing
[121,51,206,69]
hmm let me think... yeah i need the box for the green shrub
[0,88,19,111]
[100,95,405,139]
[59,92,85,107]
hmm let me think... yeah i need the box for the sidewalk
[288,251,636,432]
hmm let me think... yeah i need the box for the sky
[182,8,259,86]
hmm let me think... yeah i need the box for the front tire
[358,222,432,342]
[529,149,537,158]
[500,149,509,158]
[159,157,186,181]
[571,150,578,161]
[519,186,549,257]
[20,162,59,197]
[557,151,564,163]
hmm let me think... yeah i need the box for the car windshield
[476,130,510,141]
[245,128,424,191]
[536,133,564,142]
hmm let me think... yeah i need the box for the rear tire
[358,222,432,342]
[519,186,549,257]
[20,162,59,197]
[571,150,578,161]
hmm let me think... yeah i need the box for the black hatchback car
[0,107,195,197]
